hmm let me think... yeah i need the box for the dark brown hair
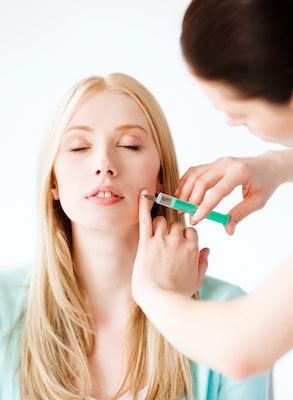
[181,0,293,103]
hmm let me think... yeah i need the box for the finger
[190,176,237,224]
[183,226,198,241]
[152,216,168,236]
[139,189,154,239]
[189,165,239,204]
[188,170,227,205]
[175,173,204,201]
[226,194,265,235]
[167,221,185,236]
[174,166,195,196]
[177,168,227,216]
[175,166,205,198]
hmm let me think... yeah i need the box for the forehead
[67,91,151,133]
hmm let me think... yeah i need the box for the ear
[51,180,59,200]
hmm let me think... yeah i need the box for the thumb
[227,198,257,235]
[139,189,154,240]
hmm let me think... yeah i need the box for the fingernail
[230,220,236,234]
[191,210,203,224]
[190,216,197,225]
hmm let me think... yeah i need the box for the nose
[93,148,118,177]
[225,114,245,127]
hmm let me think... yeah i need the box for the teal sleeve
[218,371,269,400]
[190,361,269,400]
[0,265,30,400]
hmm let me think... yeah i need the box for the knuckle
[210,184,228,198]
[186,166,197,175]
[153,216,165,228]
[254,194,267,209]
[141,215,152,224]
[169,234,182,248]
[233,162,248,176]
[218,156,236,166]
[170,221,183,230]
[193,176,209,192]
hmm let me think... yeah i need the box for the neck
[72,225,139,323]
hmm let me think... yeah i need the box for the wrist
[132,280,158,305]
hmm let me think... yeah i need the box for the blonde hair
[20,73,194,399]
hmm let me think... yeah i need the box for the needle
[142,194,157,202]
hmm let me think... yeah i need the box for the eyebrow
[115,124,149,135]
[65,125,93,133]
[65,124,149,135]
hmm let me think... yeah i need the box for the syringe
[144,192,230,226]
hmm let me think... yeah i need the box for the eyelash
[70,147,90,152]
[69,146,141,153]
[119,145,141,151]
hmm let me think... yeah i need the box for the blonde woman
[0,73,268,399]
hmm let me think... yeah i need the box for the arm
[135,250,293,378]
[175,149,293,234]
[132,193,293,378]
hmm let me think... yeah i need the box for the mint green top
[0,265,269,399]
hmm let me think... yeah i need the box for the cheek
[52,164,77,204]
[138,161,161,190]
[250,114,278,136]
[127,151,161,186]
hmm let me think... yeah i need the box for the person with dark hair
[132,0,293,379]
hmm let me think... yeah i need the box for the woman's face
[197,78,293,147]
[52,91,162,232]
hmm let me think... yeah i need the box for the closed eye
[118,145,141,151]
[70,146,90,152]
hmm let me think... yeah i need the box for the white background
[0,1,292,398]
